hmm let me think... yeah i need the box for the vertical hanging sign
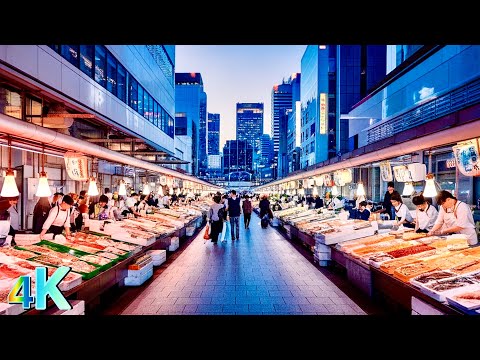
[380,161,393,182]
[319,93,327,134]
[453,138,480,176]
[64,152,89,181]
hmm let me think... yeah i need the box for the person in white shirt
[40,195,74,239]
[428,190,477,245]
[0,210,12,246]
[162,195,170,209]
[412,195,438,233]
[6,196,19,235]
[390,191,415,228]
[123,193,140,216]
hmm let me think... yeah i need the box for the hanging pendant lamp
[87,177,99,196]
[1,137,19,197]
[36,145,51,197]
[118,180,127,196]
[402,182,414,196]
[331,185,339,196]
[423,173,437,197]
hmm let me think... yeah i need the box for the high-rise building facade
[287,73,301,174]
[223,140,254,177]
[175,72,207,175]
[199,91,207,175]
[300,45,386,169]
[207,113,220,155]
[236,103,263,151]
[260,134,274,165]
[271,82,293,177]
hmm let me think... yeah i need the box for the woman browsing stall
[427,190,477,245]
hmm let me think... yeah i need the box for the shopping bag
[203,224,211,240]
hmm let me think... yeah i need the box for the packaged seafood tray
[128,254,153,270]
[419,276,480,302]
[368,253,396,268]
[393,261,439,282]
[410,270,458,288]
[146,250,167,266]
[13,233,41,246]
[109,232,156,247]
[449,259,480,276]
[446,285,480,311]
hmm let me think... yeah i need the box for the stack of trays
[168,237,180,252]
[146,250,167,266]
[124,255,154,286]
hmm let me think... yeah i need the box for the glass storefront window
[117,64,126,102]
[61,45,79,67]
[106,52,117,96]
[94,45,106,87]
[79,45,93,77]
[143,91,149,119]
[137,86,144,116]
[0,86,22,119]
[128,75,138,111]
[148,95,154,122]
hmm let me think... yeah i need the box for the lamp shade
[169,187,174,195]
[87,178,99,196]
[331,185,339,196]
[157,185,164,197]
[118,181,127,196]
[423,174,437,197]
[356,182,365,197]
[36,172,52,197]
[1,170,19,197]
[402,182,414,196]
[312,186,319,196]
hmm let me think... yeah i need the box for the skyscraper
[300,45,386,169]
[271,80,294,178]
[223,140,254,177]
[287,73,301,174]
[207,113,220,155]
[199,91,207,174]
[236,103,263,151]
[175,72,207,175]
[260,134,274,165]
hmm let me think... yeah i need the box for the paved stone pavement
[122,214,366,315]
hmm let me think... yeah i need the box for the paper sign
[64,152,89,181]
[453,139,480,176]
[380,161,393,182]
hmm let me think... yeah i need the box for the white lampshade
[402,182,414,196]
[423,174,437,197]
[331,185,339,196]
[1,170,19,197]
[143,183,150,194]
[158,185,164,197]
[312,186,319,196]
[87,178,99,196]
[169,187,174,195]
[356,182,365,197]
[36,172,52,197]
[118,181,127,196]
[176,188,181,195]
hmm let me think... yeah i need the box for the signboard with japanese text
[453,138,480,176]
[64,152,88,181]
[319,93,327,134]
[380,161,393,182]
[393,165,413,182]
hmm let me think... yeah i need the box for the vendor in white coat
[412,194,438,233]
[428,190,477,245]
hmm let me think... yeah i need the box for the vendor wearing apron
[390,191,415,228]
[428,190,477,245]
[40,195,74,239]
[412,194,438,233]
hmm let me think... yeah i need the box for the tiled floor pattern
[122,214,366,315]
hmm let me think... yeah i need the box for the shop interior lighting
[331,185,339,196]
[142,183,150,194]
[312,186,319,196]
[356,167,365,197]
[118,180,127,196]
[423,173,438,197]
[402,182,414,196]
[35,145,52,197]
[169,187,174,195]
[157,185,164,197]
[1,137,20,197]
[87,177,99,196]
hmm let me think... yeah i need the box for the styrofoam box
[127,262,154,278]
[152,259,166,266]
[147,250,167,258]
[186,226,195,236]
[168,243,179,252]
[315,252,331,261]
[124,268,153,286]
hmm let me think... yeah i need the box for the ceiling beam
[85,138,145,143]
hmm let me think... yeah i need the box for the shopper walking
[220,194,229,242]
[208,195,224,244]
[226,190,241,240]
[242,195,252,229]
[259,194,271,219]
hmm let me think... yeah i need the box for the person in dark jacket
[242,195,253,229]
[226,190,241,240]
[259,194,271,219]
[32,197,52,234]
[357,201,371,221]
[314,195,324,209]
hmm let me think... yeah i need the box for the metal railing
[367,76,480,144]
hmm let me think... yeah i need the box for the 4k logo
[8,266,72,310]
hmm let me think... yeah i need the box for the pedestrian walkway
[122,214,366,315]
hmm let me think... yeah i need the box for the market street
[121,214,366,315]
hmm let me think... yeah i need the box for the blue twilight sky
[175,45,307,151]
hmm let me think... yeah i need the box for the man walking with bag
[226,190,241,241]
[242,195,252,229]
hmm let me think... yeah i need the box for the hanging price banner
[64,152,89,181]
[393,165,412,182]
[453,138,480,176]
[380,161,393,182]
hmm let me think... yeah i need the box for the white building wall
[0,45,174,154]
